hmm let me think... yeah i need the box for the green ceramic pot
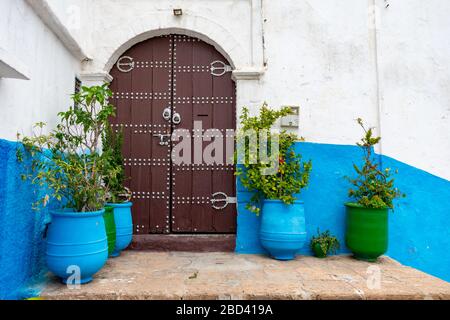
[345,203,389,262]
[103,206,117,257]
[312,243,327,258]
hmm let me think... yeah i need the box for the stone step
[41,252,450,300]
[129,234,236,252]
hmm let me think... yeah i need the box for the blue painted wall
[383,155,450,282]
[1,138,449,299]
[236,142,450,282]
[0,139,48,300]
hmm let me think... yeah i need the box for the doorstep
[129,234,236,252]
[41,252,450,300]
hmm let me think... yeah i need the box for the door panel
[110,34,236,235]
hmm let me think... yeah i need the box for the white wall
[376,0,450,180]
[0,0,81,141]
[3,0,450,180]
[45,0,91,53]
[260,0,380,145]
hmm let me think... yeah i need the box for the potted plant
[101,123,133,257]
[345,118,405,262]
[17,84,115,284]
[310,229,340,258]
[236,104,312,260]
[103,205,116,257]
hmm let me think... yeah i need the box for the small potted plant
[17,84,115,284]
[310,230,340,258]
[345,118,405,262]
[102,123,133,257]
[236,104,312,260]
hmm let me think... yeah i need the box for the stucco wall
[0,0,81,299]
[0,0,81,141]
[41,0,450,180]
[376,0,450,182]
[1,0,449,297]
[0,140,49,299]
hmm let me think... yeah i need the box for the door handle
[153,133,171,146]
[172,113,181,125]
[162,107,172,121]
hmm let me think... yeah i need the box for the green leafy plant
[101,123,131,203]
[347,118,405,209]
[310,229,340,257]
[235,103,312,214]
[17,84,115,212]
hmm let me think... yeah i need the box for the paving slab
[41,251,450,300]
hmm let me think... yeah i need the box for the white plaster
[76,0,264,74]
[2,0,450,180]
[0,46,30,80]
[375,0,450,180]
[25,0,90,61]
[78,72,113,87]
[0,0,81,141]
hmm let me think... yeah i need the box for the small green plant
[235,103,312,214]
[17,84,115,212]
[347,119,405,209]
[101,123,131,203]
[310,229,340,258]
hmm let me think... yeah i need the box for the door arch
[109,34,236,235]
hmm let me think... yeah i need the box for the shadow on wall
[0,139,49,300]
[236,142,450,282]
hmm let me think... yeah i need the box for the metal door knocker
[172,113,181,125]
[163,107,172,121]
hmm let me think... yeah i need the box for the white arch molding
[78,11,265,85]
[106,28,238,72]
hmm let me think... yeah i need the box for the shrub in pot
[236,104,312,260]
[345,119,405,262]
[101,124,133,257]
[310,230,340,258]
[17,84,115,284]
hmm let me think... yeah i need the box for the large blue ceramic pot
[259,200,307,260]
[107,202,133,257]
[46,209,108,284]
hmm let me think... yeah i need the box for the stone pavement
[42,251,450,300]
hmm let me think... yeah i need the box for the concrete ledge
[41,252,450,300]
[232,68,265,81]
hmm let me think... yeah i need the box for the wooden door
[110,35,236,235]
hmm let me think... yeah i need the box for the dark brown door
[110,35,236,235]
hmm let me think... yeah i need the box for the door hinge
[211,192,237,210]
[210,61,232,77]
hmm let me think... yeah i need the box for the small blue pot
[106,202,133,257]
[46,209,108,284]
[259,199,307,260]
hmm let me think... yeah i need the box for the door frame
[108,34,237,237]
[79,29,263,251]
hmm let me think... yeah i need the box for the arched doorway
[109,34,237,236]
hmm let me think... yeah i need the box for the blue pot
[259,200,307,260]
[46,209,108,284]
[106,202,133,257]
